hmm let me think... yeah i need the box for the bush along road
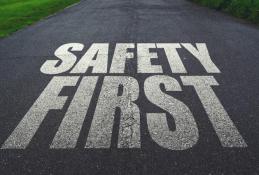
[191,0,259,24]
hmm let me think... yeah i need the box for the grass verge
[0,0,80,38]
[190,0,259,24]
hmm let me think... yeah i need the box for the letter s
[144,75,199,150]
[40,43,84,75]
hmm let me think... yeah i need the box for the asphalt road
[0,0,259,174]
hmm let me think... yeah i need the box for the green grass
[0,0,80,38]
[191,0,259,24]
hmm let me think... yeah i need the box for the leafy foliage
[192,0,259,23]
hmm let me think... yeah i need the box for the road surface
[0,0,259,174]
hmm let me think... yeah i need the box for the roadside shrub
[191,0,259,24]
[194,0,226,9]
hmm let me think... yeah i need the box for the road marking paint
[2,76,79,149]
[1,43,247,149]
[145,75,199,150]
[51,76,98,149]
